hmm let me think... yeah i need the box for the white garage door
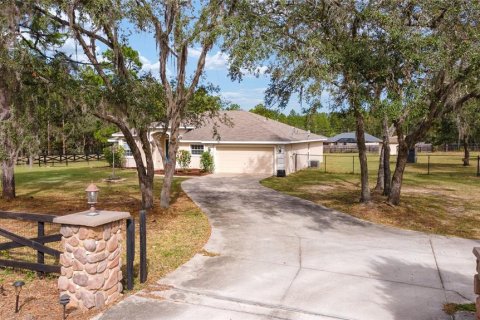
[216,146,274,174]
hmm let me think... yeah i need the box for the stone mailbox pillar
[53,210,131,311]
[474,248,480,320]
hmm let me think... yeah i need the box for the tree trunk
[462,135,469,166]
[354,107,370,203]
[2,158,15,200]
[374,146,384,191]
[138,172,154,210]
[138,129,155,210]
[160,160,175,209]
[160,113,182,209]
[388,146,408,205]
[47,119,51,155]
[124,129,154,210]
[97,113,155,210]
[388,126,408,205]
[62,117,66,155]
[382,116,392,196]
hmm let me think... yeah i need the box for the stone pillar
[54,211,130,311]
[474,248,480,320]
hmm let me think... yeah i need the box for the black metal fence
[434,144,480,152]
[293,153,480,176]
[16,153,105,167]
[324,145,380,153]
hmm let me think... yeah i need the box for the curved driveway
[100,174,479,320]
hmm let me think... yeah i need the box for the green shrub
[104,145,125,168]
[200,150,214,173]
[177,150,191,170]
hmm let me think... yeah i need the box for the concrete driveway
[99,174,479,320]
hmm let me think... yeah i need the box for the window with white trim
[123,142,133,157]
[190,144,204,155]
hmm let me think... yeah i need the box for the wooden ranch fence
[0,210,139,288]
[16,153,105,167]
[0,211,62,274]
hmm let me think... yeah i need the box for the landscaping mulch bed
[154,169,209,176]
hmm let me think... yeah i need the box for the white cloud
[140,55,160,74]
[240,66,269,78]
[205,51,229,70]
[221,88,266,108]
[53,37,91,63]
[255,66,268,75]
[189,47,229,71]
[189,48,269,77]
[139,55,172,78]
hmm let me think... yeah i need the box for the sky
[123,29,304,114]
[55,19,315,114]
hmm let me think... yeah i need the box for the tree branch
[33,4,113,49]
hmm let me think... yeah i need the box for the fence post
[126,217,135,290]
[139,210,147,283]
[65,155,68,166]
[294,153,297,172]
[352,155,355,174]
[38,156,41,167]
[477,156,480,177]
[37,221,45,277]
[427,155,430,175]
[325,155,327,173]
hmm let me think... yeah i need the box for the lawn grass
[0,161,210,320]
[262,152,480,239]
[443,302,476,315]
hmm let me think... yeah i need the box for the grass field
[263,152,480,239]
[0,162,210,320]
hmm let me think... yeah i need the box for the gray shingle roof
[181,111,327,143]
[327,131,381,143]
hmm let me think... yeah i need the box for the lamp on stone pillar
[85,183,99,216]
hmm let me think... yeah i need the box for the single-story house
[389,136,432,155]
[110,110,327,175]
[389,136,400,156]
[326,131,382,146]
[324,131,382,153]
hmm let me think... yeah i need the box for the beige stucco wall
[119,133,324,176]
[389,143,399,156]
[120,128,193,171]
[285,141,324,174]
[178,143,203,169]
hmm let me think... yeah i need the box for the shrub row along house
[110,111,327,175]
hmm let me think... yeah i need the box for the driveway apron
[99,174,479,320]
